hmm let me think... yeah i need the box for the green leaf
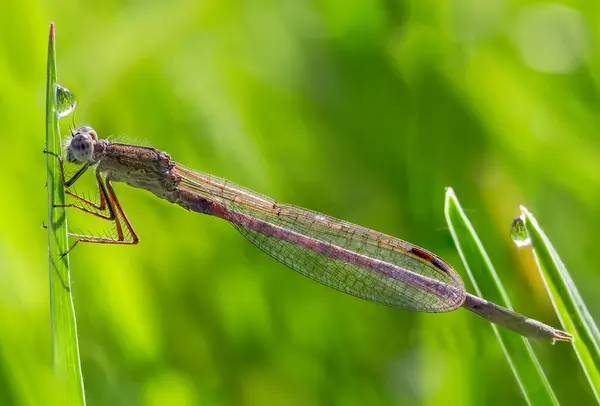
[45,22,86,405]
[521,205,600,402]
[444,188,557,406]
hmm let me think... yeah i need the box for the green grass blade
[520,205,600,401]
[444,188,557,405]
[45,22,86,406]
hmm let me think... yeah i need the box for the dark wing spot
[409,246,433,261]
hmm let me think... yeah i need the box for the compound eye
[67,133,94,163]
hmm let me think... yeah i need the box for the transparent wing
[175,165,466,312]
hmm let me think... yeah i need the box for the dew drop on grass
[510,215,531,247]
[55,84,76,118]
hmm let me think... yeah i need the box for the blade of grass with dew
[45,22,86,405]
[520,206,600,402]
[444,188,557,405]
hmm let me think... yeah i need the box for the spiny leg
[105,172,138,244]
[45,149,139,256]
[46,149,116,220]
[44,149,90,187]
[54,170,116,221]
[62,172,139,257]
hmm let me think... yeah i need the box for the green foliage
[45,23,86,406]
[0,2,598,405]
[445,188,557,405]
[521,206,600,402]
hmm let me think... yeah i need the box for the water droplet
[510,215,531,247]
[55,84,76,118]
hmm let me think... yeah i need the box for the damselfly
[45,126,573,343]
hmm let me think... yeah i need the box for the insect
[45,126,573,343]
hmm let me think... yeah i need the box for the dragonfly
[45,126,573,343]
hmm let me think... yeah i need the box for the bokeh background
[1,0,599,405]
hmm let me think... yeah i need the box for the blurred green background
[1,0,599,405]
